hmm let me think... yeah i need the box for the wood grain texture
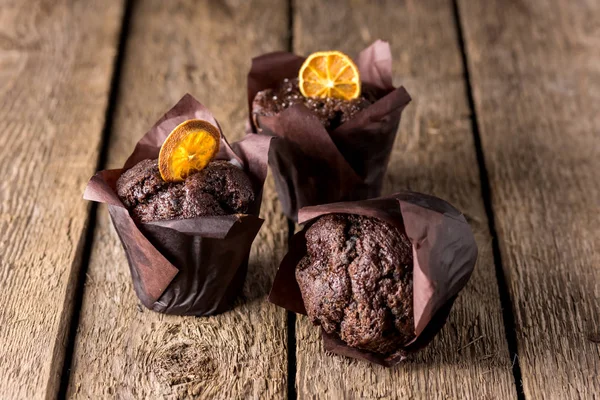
[67,0,289,398]
[293,0,516,398]
[0,0,124,398]
[457,0,600,398]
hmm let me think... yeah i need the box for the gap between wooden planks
[0,0,125,398]
[292,0,517,398]
[67,1,289,399]
[458,0,600,398]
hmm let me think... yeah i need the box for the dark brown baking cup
[247,40,411,221]
[84,94,272,316]
[269,192,478,366]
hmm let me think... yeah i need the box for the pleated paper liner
[269,192,478,366]
[84,94,271,316]
[247,40,411,221]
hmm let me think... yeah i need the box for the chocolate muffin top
[296,213,414,358]
[252,78,372,130]
[116,159,254,223]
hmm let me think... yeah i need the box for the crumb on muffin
[116,159,254,223]
[252,78,372,130]
[296,213,414,358]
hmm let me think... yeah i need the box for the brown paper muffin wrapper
[247,40,411,221]
[269,192,478,366]
[84,94,272,316]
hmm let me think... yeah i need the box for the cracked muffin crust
[116,159,254,223]
[296,213,415,357]
[252,78,372,130]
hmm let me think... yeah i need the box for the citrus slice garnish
[158,119,220,182]
[298,50,361,100]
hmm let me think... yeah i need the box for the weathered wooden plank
[67,1,290,398]
[292,0,516,398]
[0,0,125,398]
[457,0,600,398]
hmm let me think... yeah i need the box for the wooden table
[1,0,598,398]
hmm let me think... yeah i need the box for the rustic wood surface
[66,1,290,398]
[0,0,125,398]
[1,0,598,398]
[458,0,600,398]
[292,0,516,398]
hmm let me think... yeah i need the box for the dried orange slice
[158,119,220,182]
[298,50,360,100]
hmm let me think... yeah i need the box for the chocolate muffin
[296,214,414,358]
[116,159,254,223]
[252,78,372,130]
